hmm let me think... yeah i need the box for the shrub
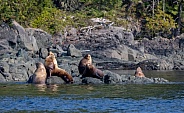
[145,8,176,38]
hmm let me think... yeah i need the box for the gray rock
[59,63,72,75]
[138,59,174,70]
[123,31,134,45]
[121,75,131,82]
[52,32,63,47]
[127,76,154,84]
[153,77,169,83]
[102,44,151,62]
[68,27,78,36]
[13,21,39,51]
[103,70,122,84]
[67,44,82,57]
[82,77,103,84]
[73,77,82,84]
[0,73,6,82]
[140,36,183,61]
[0,21,180,84]
[46,76,65,84]
[25,28,52,49]
[11,64,29,81]
[39,48,49,59]
[0,22,18,50]
[24,60,36,78]
[173,60,184,70]
[0,61,9,73]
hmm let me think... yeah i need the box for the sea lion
[48,51,58,68]
[44,51,58,77]
[78,54,92,75]
[45,51,73,83]
[83,64,104,79]
[51,67,74,83]
[32,62,47,84]
[134,67,145,77]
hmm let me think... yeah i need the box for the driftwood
[79,18,114,35]
[91,18,114,28]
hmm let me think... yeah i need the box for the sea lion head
[49,51,56,58]
[84,54,91,60]
[135,67,145,77]
[36,62,46,71]
[36,62,44,68]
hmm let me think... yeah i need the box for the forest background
[0,0,183,39]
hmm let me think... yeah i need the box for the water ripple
[0,83,184,112]
[0,96,184,113]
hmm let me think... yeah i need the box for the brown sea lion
[78,54,92,75]
[51,67,74,83]
[44,51,58,77]
[48,51,58,68]
[32,62,47,84]
[134,67,145,77]
[45,51,73,83]
[45,55,54,78]
[83,64,104,79]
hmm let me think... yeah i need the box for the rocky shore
[0,21,183,84]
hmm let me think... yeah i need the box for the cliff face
[0,21,183,83]
[0,21,53,82]
[63,26,184,70]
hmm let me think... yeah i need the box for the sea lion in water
[32,62,47,84]
[78,54,92,75]
[83,64,104,79]
[134,67,145,77]
[45,51,73,83]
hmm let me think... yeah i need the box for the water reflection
[35,84,47,92]
[47,84,59,92]
[0,83,184,112]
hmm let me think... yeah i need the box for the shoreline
[0,21,183,83]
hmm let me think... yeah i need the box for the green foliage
[31,7,75,34]
[79,0,122,10]
[0,0,54,25]
[145,8,176,37]
[0,0,182,37]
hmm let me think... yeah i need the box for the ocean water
[0,71,184,113]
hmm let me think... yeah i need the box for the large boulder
[138,59,174,70]
[140,35,184,61]
[103,70,122,84]
[0,22,16,56]
[12,21,39,51]
[46,76,65,84]
[25,28,52,49]
[0,22,18,48]
[39,48,49,59]
[67,44,82,57]
[81,77,103,84]
[9,63,29,81]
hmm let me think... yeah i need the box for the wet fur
[134,67,145,77]
[51,68,73,83]
[32,62,47,84]
[45,51,73,83]
[83,64,104,79]
[78,54,92,75]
